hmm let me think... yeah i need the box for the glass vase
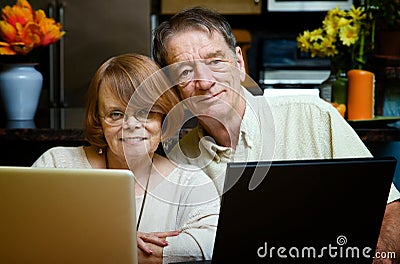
[332,72,348,105]
[319,57,348,103]
[319,71,337,102]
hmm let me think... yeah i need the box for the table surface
[0,123,399,166]
[0,127,85,142]
[0,125,399,143]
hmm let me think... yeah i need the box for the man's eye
[207,59,231,71]
[178,69,192,84]
[210,59,222,65]
[181,69,190,77]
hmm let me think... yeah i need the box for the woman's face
[98,85,162,164]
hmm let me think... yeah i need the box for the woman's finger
[136,236,152,254]
[139,232,169,246]
[150,230,180,238]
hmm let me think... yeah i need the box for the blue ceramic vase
[0,63,43,121]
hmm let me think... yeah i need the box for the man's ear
[235,46,246,82]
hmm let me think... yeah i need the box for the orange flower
[35,10,65,47]
[0,20,18,43]
[0,0,65,55]
[1,0,33,28]
[0,41,16,55]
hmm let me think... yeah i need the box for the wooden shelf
[160,0,262,15]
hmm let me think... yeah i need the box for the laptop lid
[0,166,138,264]
[212,157,397,264]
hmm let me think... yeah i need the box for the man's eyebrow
[169,61,193,72]
[205,50,226,58]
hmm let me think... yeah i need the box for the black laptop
[210,157,397,264]
[174,157,396,264]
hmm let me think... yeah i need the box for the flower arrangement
[296,5,370,71]
[0,0,65,56]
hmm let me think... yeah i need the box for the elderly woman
[32,53,220,264]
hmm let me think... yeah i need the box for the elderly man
[153,6,400,263]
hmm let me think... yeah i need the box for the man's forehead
[165,30,229,63]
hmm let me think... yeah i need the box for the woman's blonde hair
[84,53,180,148]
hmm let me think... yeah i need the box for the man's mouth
[198,91,224,102]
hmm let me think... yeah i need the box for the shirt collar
[196,88,259,162]
[238,89,260,149]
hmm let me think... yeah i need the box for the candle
[347,69,375,120]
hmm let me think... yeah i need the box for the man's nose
[194,63,214,90]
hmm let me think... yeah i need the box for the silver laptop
[0,166,138,264]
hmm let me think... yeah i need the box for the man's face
[165,30,246,119]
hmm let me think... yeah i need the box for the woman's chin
[123,143,156,158]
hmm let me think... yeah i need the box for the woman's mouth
[121,137,147,143]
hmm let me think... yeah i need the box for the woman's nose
[122,115,143,129]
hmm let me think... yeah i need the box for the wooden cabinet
[160,0,262,15]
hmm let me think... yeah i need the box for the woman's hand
[138,243,163,264]
[137,230,180,254]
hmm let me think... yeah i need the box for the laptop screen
[212,157,396,263]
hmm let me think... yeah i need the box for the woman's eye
[109,111,124,120]
[135,109,154,120]
[136,109,148,116]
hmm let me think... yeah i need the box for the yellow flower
[297,5,371,70]
[309,28,324,42]
[319,38,338,57]
[0,0,65,55]
[339,24,360,46]
[349,5,366,21]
